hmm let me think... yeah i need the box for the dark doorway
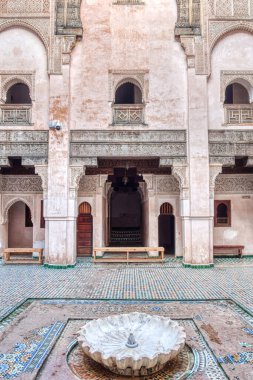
[110,189,143,246]
[158,203,175,255]
[77,202,93,256]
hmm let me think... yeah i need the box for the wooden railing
[225,104,253,125]
[113,104,144,124]
[0,104,32,125]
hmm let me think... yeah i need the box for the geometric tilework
[0,322,64,378]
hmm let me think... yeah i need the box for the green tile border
[183,263,214,269]
[43,263,76,269]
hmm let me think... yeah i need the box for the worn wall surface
[70,0,187,130]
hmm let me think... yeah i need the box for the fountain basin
[77,312,186,377]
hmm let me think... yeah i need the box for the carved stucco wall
[215,174,253,194]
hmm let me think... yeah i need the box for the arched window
[224,83,249,105]
[6,83,32,104]
[160,202,173,215]
[115,82,142,104]
[214,200,231,227]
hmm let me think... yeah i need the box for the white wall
[208,32,253,129]
[0,27,49,129]
[214,194,253,255]
[70,0,187,130]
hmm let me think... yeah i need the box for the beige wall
[0,27,49,130]
[8,201,33,248]
[70,0,187,130]
[208,31,253,129]
[214,194,253,255]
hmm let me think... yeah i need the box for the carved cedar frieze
[215,174,253,194]
[1,175,43,192]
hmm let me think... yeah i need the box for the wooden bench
[3,248,44,265]
[93,247,165,263]
[213,245,244,258]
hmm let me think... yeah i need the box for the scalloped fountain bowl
[77,312,186,377]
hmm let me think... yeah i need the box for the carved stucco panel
[1,175,43,192]
[78,175,99,193]
[215,174,253,194]
[156,176,180,194]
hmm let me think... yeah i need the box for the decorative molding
[0,0,50,15]
[1,194,34,224]
[0,71,35,103]
[55,0,82,37]
[108,69,149,103]
[209,164,222,199]
[35,165,48,197]
[215,174,253,194]
[172,165,189,199]
[1,175,42,192]
[209,20,253,52]
[71,130,186,143]
[209,130,253,159]
[69,166,86,199]
[71,142,186,158]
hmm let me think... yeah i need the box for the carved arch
[210,23,253,53]
[114,78,143,103]
[0,20,49,56]
[2,197,34,225]
[2,77,33,103]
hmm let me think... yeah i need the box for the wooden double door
[77,202,93,257]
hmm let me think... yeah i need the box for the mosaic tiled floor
[0,258,253,379]
[0,299,252,379]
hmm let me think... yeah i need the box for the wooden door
[77,202,93,257]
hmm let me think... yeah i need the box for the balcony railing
[113,104,145,124]
[225,104,253,125]
[0,104,32,125]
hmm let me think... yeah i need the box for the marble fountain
[77,312,186,377]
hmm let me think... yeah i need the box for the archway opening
[115,82,142,104]
[8,201,33,248]
[110,189,143,246]
[108,167,144,246]
[6,83,32,104]
[77,202,93,256]
[224,83,250,104]
[158,203,175,255]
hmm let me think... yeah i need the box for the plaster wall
[70,0,187,130]
[214,194,253,255]
[208,32,253,129]
[8,201,33,248]
[0,28,49,130]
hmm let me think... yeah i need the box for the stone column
[45,36,81,268]
[93,176,107,249]
[0,190,8,256]
[184,68,212,267]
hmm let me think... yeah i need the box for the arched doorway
[110,189,143,246]
[77,202,93,256]
[8,201,33,248]
[158,203,175,255]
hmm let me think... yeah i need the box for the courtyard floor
[0,257,252,379]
